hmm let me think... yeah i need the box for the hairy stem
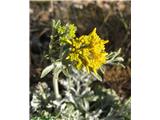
[53,70,61,99]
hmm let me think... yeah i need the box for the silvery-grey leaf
[40,64,54,78]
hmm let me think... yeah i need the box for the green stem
[53,70,61,99]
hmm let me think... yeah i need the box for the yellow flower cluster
[66,28,109,74]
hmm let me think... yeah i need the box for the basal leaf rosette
[66,28,109,74]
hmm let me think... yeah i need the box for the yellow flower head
[66,28,109,74]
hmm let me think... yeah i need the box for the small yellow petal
[86,66,90,73]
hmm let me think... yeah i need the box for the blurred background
[30,0,131,101]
